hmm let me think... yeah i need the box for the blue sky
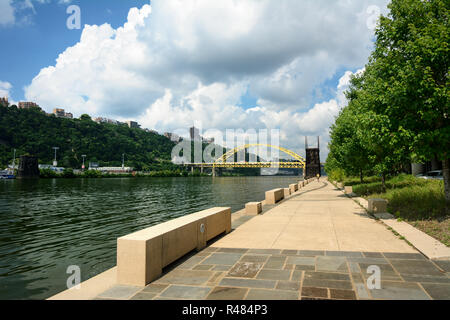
[0,0,389,157]
[0,0,149,102]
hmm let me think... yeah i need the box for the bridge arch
[214,144,305,168]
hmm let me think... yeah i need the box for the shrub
[62,168,75,178]
[370,180,447,220]
[82,170,103,178]
[39,168,58,178]
[327,168,346,182]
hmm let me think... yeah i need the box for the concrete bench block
[245,202,262,215]
[368,198,388,214]
[289,183,298,193]
[117,207,231,286]
[283,188,291,198]
[337,182,344,189]
[297,182,302,189]
[265,188,284,205]
[345,186,353,194]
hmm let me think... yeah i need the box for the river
[0,176,302,300]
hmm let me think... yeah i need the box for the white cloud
[23,0,389,158]
[0,80,12,96]
[0,0,72,27]
[0,0,15,25]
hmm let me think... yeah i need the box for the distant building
[190,126,200,141]
[88,162,99,170]
[91,167,134,174]
[18,101,40,110]
[94,117,120,125]
[145,129,159,134]
[38,164,65,173]
[53,108,73,119]
[0,97,8,107]
[126,121,140,129]
[203,137,215,144]
[164,132,180,142]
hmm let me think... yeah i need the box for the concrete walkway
[214,180,415,253]
[91,180,450,300]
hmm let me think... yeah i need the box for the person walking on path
[316,173,320,182]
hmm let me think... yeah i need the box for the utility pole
[82,155,86,170]
[11,149,16,173]
[52,147,59,167]
[122,153,125,169]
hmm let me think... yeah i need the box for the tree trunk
[443,158,450,203]
[381,173,386,192]
[360,169,364,184]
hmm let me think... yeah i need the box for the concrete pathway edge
[332,181,450,261]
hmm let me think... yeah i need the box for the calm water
[0,176,302,300]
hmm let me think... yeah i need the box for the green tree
[328,102,372,183]
[367,0,449,199]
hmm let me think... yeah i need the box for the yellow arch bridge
[187,144,306,169]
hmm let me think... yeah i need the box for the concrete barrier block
[265,188,284,205]
[117,235,163,287]
[345,186,353,194]
[368,198,388,214]
[117,207,231,286]
[283,188,291,198]
[245,202,262,215]
[289,183,298,193]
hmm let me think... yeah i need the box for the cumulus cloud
[23,0,389,158]
[0,80,12,97]
[0,0,15,25]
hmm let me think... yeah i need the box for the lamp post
[11,149,16,173]
[52,147,59,167]
[122,153,125,169]
[81,155,86,170]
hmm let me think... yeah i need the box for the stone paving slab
[95,248,450,300]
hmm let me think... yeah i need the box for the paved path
[94,180,450,300]
[216,180,415,252]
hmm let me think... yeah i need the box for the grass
[409,218,450,247]
[347,173,449,246]
[342,175,380,186]
[368,177,447,220]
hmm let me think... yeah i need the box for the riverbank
[37,168,258,179]
[38,168,211,178]
[337,174,449,246]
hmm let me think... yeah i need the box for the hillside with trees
[0,105,178,171]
